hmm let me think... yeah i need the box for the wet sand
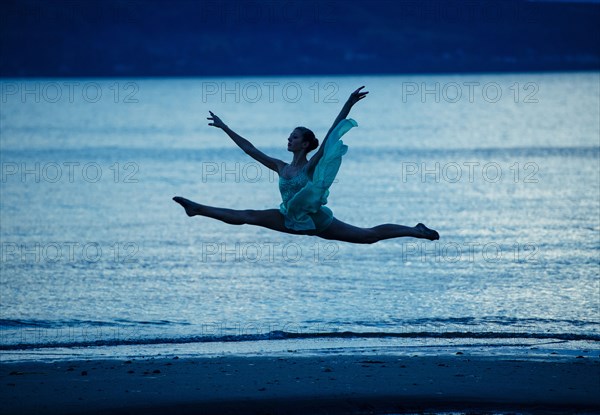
[1,354,599,414]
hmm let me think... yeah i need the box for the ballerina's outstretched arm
[305,86,368,175]
[207,111,286,173]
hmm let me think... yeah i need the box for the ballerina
[173,86,439,243]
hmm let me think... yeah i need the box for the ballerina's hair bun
[296,127,319,152]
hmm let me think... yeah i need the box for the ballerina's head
[287,127,319,154]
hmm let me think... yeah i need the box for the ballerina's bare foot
[173,196,201,217]
[416,223,440,241]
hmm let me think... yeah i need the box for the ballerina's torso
[278,164,311,203]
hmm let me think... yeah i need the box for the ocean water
[1,73,599,362]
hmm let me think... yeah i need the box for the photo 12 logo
[201,81,340,103]
[200,241,339,263]
[400,161,539,184]
[400,241,538,263]
[401,81,539,104]
[1,242,139,263]
[1,162,139,184]
[1,81,139,104]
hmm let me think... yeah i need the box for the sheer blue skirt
[279,118,357,232]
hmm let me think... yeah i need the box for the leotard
[278,118,357,232]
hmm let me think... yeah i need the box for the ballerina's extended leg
[173,197,308,234]
[173,196,244,224]
[318,219,439,243]
[174,197,438,243]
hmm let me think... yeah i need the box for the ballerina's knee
[339,228,379,244]
[361,229,380,244]
[236,209,274,227]
[220,210,252,225]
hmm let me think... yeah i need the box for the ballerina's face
[287,128,308,152]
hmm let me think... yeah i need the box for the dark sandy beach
[1,354,599,414]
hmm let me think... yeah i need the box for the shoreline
[2,354,599,414]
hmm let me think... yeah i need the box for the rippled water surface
[1,73,599,359]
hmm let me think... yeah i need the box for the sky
[0,0,599,77]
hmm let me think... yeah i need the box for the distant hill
[1,0,599,77]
